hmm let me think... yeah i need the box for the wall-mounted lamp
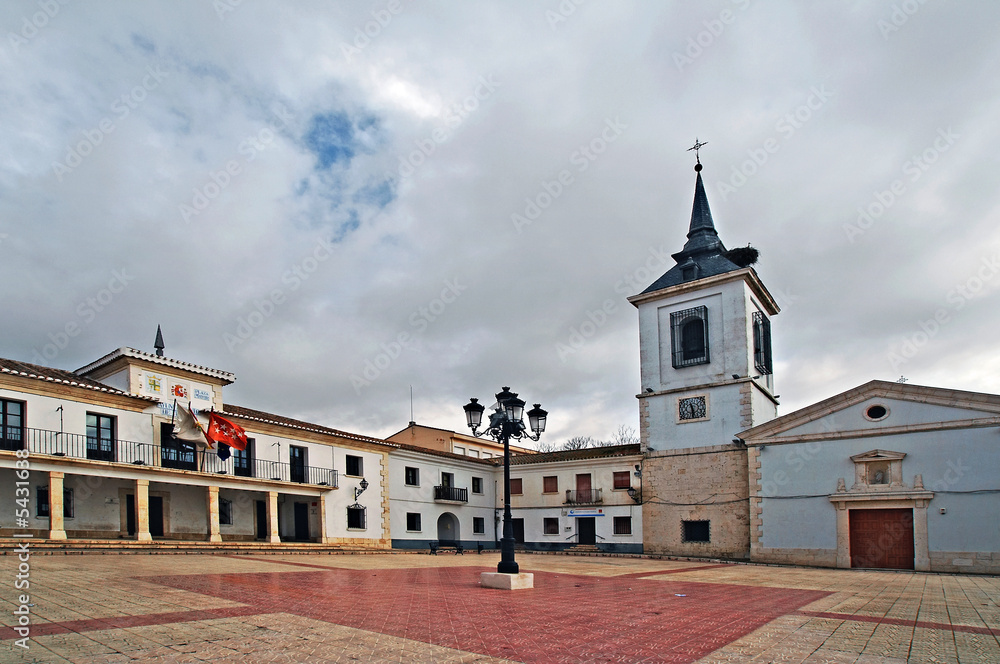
[354,478,369,501]
[626,486,642,504]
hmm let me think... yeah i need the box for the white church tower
[627,152,779,558]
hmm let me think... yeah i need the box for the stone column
[48,472,67,540]
[267,491,280,543]
[136,479,152,541]
[206,485,222,542]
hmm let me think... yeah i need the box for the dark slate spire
[640,158,741,294]
[154,325,165,357]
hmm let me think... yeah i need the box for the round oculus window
[865,405,888,421]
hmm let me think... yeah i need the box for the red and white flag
[206,412,249,451]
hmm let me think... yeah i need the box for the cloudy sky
[2,1,999,446]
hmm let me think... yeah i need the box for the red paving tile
[142,565,829,663]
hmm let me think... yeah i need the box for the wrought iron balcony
[434,485,469,502]
[565,489,603,505]
[7,427,338,487]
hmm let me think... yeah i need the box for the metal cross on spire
[687,138,708,165]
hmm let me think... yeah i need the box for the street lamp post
[464,387,547,575]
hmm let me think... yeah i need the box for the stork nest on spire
[724,244,759,268]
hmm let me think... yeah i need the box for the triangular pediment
[850,449,906,462]
[739,380,1000,445]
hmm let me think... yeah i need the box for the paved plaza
[2,551,999,663]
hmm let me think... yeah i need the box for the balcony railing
[8,428,338,487]
[565,489,603,505]
[434,485,469,502]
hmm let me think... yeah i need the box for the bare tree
[561,436,595,450]
[607,424,638,446]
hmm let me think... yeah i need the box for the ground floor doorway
[849,508,914,570]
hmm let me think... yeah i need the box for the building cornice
[77,347,236,385]
[627,267,779,315]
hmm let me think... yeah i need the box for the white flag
[171,400,211,448]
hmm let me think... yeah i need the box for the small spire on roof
[154,325,165,357]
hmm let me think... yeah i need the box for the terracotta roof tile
[0,357,154,401]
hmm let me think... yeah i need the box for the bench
[429,540,464,555]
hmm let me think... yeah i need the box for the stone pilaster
[135,479,152,541]
[47,472,67,540]
[267,491,280,543]
[206,485,222,542]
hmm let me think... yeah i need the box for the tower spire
[154,325,165,357]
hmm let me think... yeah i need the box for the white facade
[741,381,1000,574]
[388,447,497,548]
[508,448,644,553]
[0,348,391,547]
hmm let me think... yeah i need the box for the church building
[630,152,999,573]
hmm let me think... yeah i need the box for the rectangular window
[345,454,363,477]
[0,398,24,451]
[682,519,710,543]
[509,478,523,495]
[543,517,559,535]
[347,505,366,530]
[473,516,485,534]
[63,488,74,519]
[440,472,454,488]
[219,498,233,525]
[671,305,710,368]
[453,445,465,456]
[614,516,632,535]
[469,449,480,458]
[543,476,558,493]
[613,471,631,490]
[289,445,307,483]
[233,438,254,477]
[404,466,419,486]
[472,477,483,494]
[406,512,421,531]
[36,487,73,518]
[161,422,197,470]
[753,311,773,375]
[86,412,117,461]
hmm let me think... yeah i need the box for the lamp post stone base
[480,572,534,590]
